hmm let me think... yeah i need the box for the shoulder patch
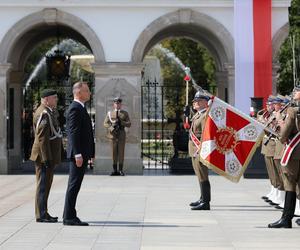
[40,119,47,126]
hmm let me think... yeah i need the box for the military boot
[190,183,202,206]
[268,191,296,228]
[119,164,125,176]
[110,164,120,176]
[191,181,210,210]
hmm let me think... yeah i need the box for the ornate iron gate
[141,79,189,170]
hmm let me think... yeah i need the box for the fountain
[153,44,200,173]
[24,39,73,93]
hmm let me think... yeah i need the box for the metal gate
[141,79,189,170]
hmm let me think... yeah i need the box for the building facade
[0,0,291,174]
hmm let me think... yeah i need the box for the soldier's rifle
[113,110,122,135]
[263,101,291,146]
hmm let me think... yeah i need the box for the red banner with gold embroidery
[199,97,265,182]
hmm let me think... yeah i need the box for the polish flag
[234,0,272,114]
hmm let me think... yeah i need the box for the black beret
[41,89,57,98]
[113,97,122,103]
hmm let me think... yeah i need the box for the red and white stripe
[234,0,272,114]
[190,130,201,157]
[281,132,300,167]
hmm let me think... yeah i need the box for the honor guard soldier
[271,96,287,207]
[30,89,62,223]
[104,97,131,176]
[258,96,277,202]
[188,91,211,210]
[268,86,300,228]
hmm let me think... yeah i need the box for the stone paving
[0,173,300,250]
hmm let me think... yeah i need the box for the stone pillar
[7,71,24,172]
[272,62,280,95]
[92,63,143,175]
[0,64,11,174]
[215,70,227,102]
[224,63,235,106]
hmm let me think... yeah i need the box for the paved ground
[1,173,300,250]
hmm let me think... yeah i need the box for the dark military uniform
[30,104,62,221]
[268,105,300,228]
[104,108,131,174]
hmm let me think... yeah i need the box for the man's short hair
[73,81,88,95]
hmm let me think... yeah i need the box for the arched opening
[0,9,105,173]
[131,9,234,171]
[132,9,234,103]
[271,23,290,94]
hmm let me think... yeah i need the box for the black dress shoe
[110,171,120,176]
[191,201,210,210]
[189,199,202,207]
[274,205,283,210]
[47,213,58,220]
[63,218,89,226]
[268,218,291,228]
[119,171,125,176]
[268,201,279,206]
[36,217,57,223]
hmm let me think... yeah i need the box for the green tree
[147,38,216,118]
[277,0,300,95]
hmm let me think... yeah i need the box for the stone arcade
[0,0,290,174]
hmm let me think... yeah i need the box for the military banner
[199,97,265,183]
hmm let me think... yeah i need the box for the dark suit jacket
[66,101,95,160]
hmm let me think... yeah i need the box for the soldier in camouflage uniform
[30,89,62,223]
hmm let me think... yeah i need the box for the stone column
[92,63,144,175]
[215,70,227,102]
[0,64,11,174]
[224,63,235,106]
[7,70,24,172]
[272,62,280,95]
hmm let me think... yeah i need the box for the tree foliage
[277,0,300,95]
[147,38,216,118]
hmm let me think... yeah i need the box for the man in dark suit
[63,82,95,226]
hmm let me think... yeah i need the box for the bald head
[73,81,91,103]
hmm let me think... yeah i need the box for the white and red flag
[234,0,272,114]
[199,97,265,183]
